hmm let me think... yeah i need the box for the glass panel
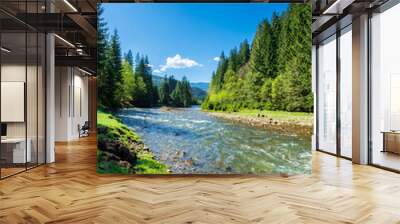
[27,31,38,169]
[317,35,337,154]
[340,26,352,158]
[0,0,46,178]
[371,4,400,171]
[38,32,45,165]
[1,31,27,177]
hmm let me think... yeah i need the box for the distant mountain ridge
[152,75,209,91]
[190,82,209,92]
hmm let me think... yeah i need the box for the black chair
[78,121,90,138]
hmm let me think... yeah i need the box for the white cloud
[159,54,202,72]
[213,56,220,62]
[153,69,161,74]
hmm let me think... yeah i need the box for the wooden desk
[382,131,400,154]
[1,138,31,163]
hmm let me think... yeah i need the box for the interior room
[0,0,400,223]
[0,7,46,178]
[0,0,96,179]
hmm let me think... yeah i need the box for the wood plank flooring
[1,135,400,223]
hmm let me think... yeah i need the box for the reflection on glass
[340,26,352,158]
[38,33,46,165]
[318,35,337,154]
[1,31,27,177]
[27,31,38,169]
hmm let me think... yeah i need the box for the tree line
[202,4,312,112]
[97,5,193,110]
[159,75,192,107]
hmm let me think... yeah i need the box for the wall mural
[97,3,312,174]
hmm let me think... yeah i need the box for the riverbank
[97,111,169,174]
[205,109,313,137]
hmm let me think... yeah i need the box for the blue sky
[102,3,288,83]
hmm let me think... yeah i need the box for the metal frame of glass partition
[0,1,47,180]
[315,23,353,161]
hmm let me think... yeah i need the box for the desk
[382,131,400,154]
[1,138,31,163]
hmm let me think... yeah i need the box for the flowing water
[118,106,311,174]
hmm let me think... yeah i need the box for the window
[370,3,400,171]
[339,26,352,158]
[317,35,337,154]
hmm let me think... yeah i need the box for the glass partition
[1,31,28,177]
[371,3,400,171]
[0,1,46,179]
[38,32,46,165]
[317,34,337,154]
[339,26,352,158]
[27,31,38,169]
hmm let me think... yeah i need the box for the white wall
[55,66,70,141]
[1,65,27,139]
[55,67,89,141]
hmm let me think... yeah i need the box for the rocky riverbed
[207,112,313,138]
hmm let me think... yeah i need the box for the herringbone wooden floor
[1,136,400,224]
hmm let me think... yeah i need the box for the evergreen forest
[202,4,312,112]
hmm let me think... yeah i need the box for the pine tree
[120,60,134,106]
[168,75,177,95]
[228,47,240,72]
[239,39,250,67]
[211,51,228,93]
[159,75,170,105]
[124,50,134,66]
[102,29,123,109]
[171,81,183,107]
[269,12,282,78]
[134,55,154,107]
[180,77,192,107]
[97,4,109,108]
[249,19,272,77]
[131,74,147,106]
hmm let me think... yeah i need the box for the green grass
[97,161,131,174]
[97,111,141,145]
[97,110,169,174]
[136,151,169,174]
[205,109,313,124]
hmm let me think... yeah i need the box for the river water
[118,106,311,174]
